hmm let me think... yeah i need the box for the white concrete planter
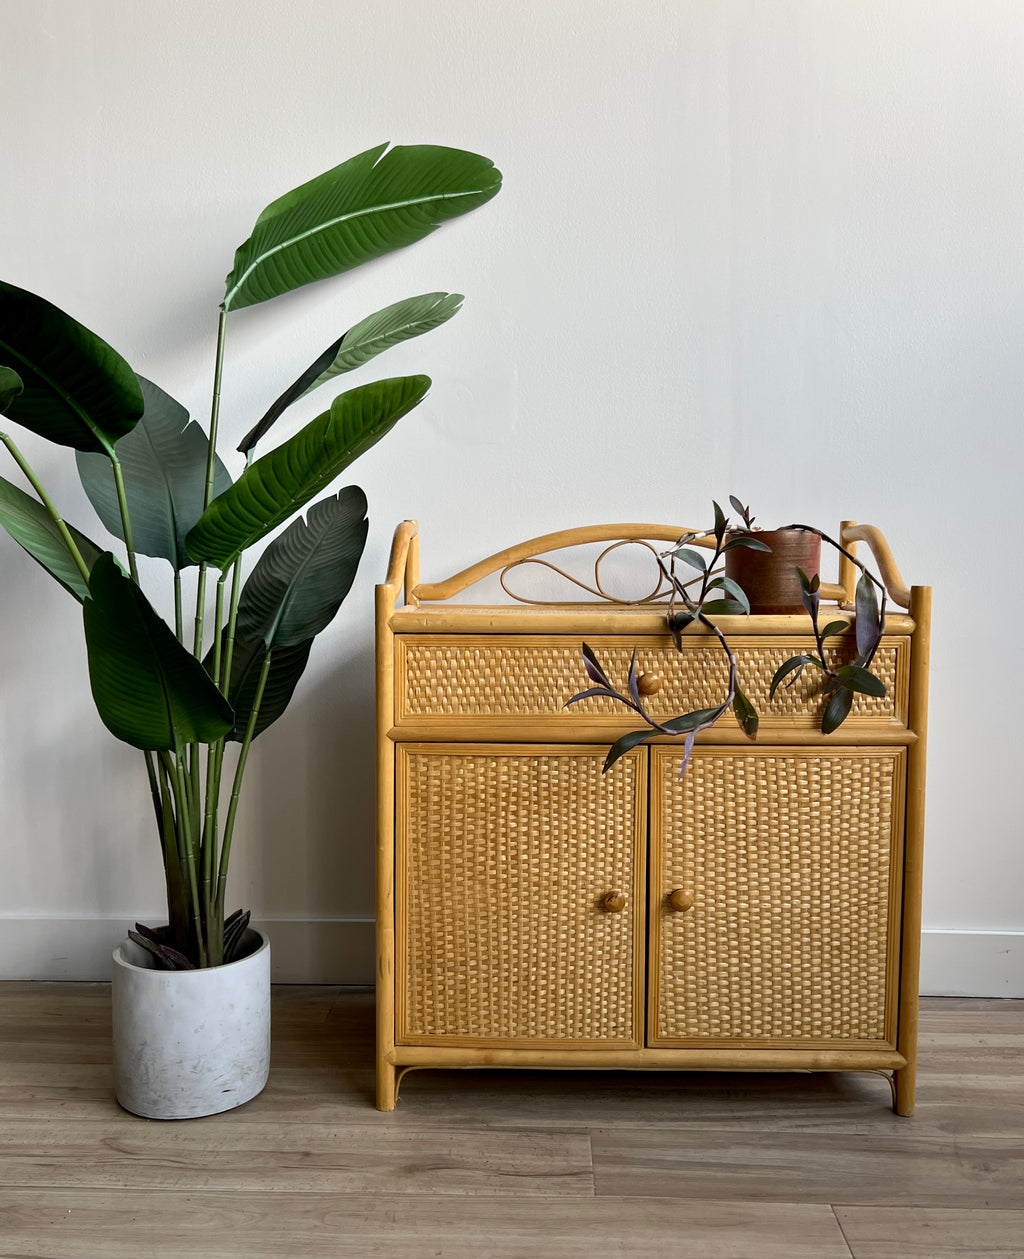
[111,928,271,1119]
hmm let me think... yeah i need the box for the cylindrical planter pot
[112,927,271,1120]
[725,528,821,615]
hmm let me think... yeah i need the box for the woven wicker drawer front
[650,747,904,1047]
[395,635,907,729]
[396,745,645,1046]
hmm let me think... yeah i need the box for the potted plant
[0,142,501,1118]
[568,496,888,774]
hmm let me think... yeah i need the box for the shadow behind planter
[725,529,821,615]
[112,927,270,1119]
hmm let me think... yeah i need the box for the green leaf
[732,686,759,739]
[223,144,502,312]
[712,500,727,542]
[820,619,850,639]
[0,280,144,453]
[661,705,727,735]
[218,636,313,742]
[722,533,773,553]
[234,487,369,650]
[303,292,464,395]
[821,685,855,734]
[670,546,707,571]
[237,293,462,456]
[698,597,747,616]
[834,664,887,698]
[186,375,429,569]
[0,473,105,601]
[706,575,751,614]
[668,610,695,651]
[769,654,816,701]
[603,728,653,772]
[0,365,24,411]
[76,377,232,569]
[83,553,234,750]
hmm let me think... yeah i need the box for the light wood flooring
[0,986,1021,1258]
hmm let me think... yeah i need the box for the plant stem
[108,454,139,583]
[160,749,206,967]
[174,571,183,642]
[215,650,272,923]
[192,307,229,660]
[0,432,91,586]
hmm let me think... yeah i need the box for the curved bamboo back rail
[383,520,913,610]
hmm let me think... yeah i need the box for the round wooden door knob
[601,890,627,913]
[667,889,695,912]
[637,671,663,696]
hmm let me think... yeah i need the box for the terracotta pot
[724,528,821,615]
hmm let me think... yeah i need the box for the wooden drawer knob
[668,889,695,912]
[637,671,663,696]
[601,890,627,913]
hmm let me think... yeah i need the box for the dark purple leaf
[581,642,613,690]
[855,572,882,658]
[603,728,654,772]
[627,648,641,708]
[835,664,887,697]
[821,685,855,734]
[732,686,759,739]
[564,686,617,707]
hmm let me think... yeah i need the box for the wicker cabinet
[376,523,929,1113]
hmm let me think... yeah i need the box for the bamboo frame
[376,520,928,1114]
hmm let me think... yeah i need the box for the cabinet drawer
[394,634,910,734]
[649,746,905,1049]
[395,744,646,1047]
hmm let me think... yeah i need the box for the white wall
[1,0,1020,992]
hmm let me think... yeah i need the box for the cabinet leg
[894,1063,916,1116]
[376,1060,399,1111]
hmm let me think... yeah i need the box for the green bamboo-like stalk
[215,649,272,925]
[174,571,184,642]
[108,454,139,584]
[160,749,206,967]
[192,308,228,660]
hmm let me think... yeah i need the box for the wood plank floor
[0,987,1021,1258]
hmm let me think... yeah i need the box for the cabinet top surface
[388,603,917,637]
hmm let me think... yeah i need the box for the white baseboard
[920,929,1024,997]
[1,919,1021,995]
[0,916,376,983]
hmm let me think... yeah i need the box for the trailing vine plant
[566,497,888,775]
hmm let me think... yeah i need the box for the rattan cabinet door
[396,744,646,1047]
[650,746,906,1049]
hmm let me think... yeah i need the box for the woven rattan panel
[650,747,904,1045]
[396,745,644,1045]
[396,635,906,728]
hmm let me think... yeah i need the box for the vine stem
[783,523,888,667]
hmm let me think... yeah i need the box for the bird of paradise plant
[0,143,501,968]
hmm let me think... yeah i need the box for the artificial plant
[568,496,888,773]
[0,143,501,968]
